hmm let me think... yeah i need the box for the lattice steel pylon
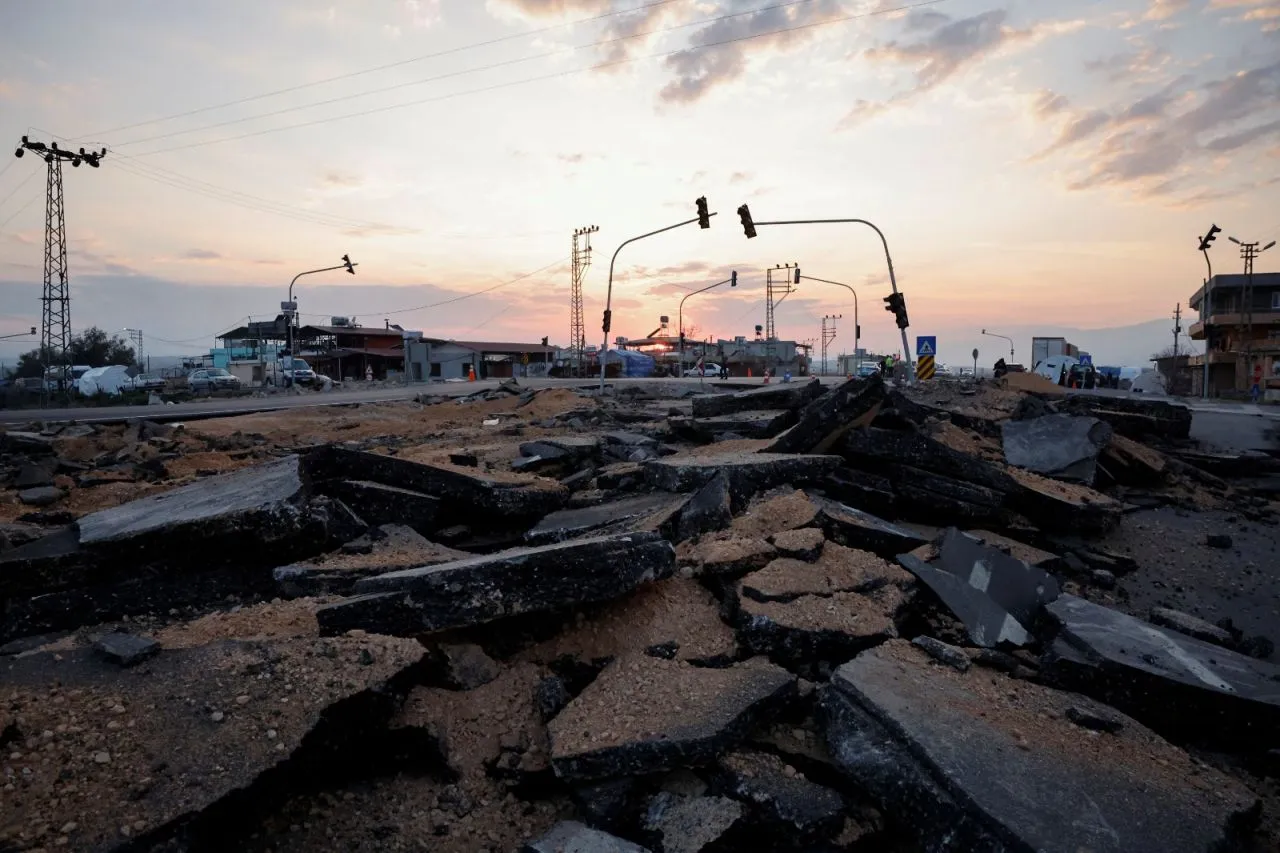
[765,263,798,340]
[14,136,106,396]
[821,314,841,376]
[570,225,598,375]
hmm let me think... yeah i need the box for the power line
[128,0,948,157]
[75,0,686,140]
[0,171,38,209]
[0,189,42,232]
[109,0,826,150]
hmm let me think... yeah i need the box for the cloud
[1031,89,1069,118]
[904,10,952,31]
[1042,59,1280,202]
[658,0,847,104]
[182,249,222,261]
[844,10,1086,124]
[1143,0,1190,21]
[1084,44,1171,83]
[321,171,361,188]
[729,171,752,183]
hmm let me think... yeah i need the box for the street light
[599,199,717,390]
[798,273,859,374]
[1197,224,1220,399]
[679,271,737,380]
[980,329,1014,361]
[287,255,358,379]
[734,210,913,383]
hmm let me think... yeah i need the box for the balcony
[1188,312,1280,340]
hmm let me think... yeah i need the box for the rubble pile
[2,376,1278,852]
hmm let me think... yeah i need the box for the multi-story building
[1188,271,1280,397]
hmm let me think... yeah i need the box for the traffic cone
[747,367,752,377]
[467,366,476,382]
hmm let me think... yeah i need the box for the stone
[0,431,56,454]
[92,632,160,667]
[1044,594,1280,747]
[17,486,63,507]
[324,479,441,532]
[305,445,568,520]
[911,636,970,672]
[645,453,843,511]
[898,553,1030,648]
[319,532,676,636]
[769,527,825,561]
[522,821,652,853]
[714,750,845,840]
[691,378,824,418]
[933,528,1060,630]
[13,462,55,489]
[536,676,572,722]
[1145,607,1237,648]
[1205,533,1232,549]
[675,472,732,542]
[526,493,688,545]
[448,452,478,467]
[822,641,1261,853]
[272,525,470,598]
[642,793,744,853]
[436,642,501,690]
[1001,414,1113,485]
[1066,705,1125,734]
[548,655,795,781]
[764,374,886,455]
[1,634,425,852]
[809,495,929,559]
[1091,568,1117,589]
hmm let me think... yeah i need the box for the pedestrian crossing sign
[916,336,936,357]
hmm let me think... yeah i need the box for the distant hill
[942,319,1188,370]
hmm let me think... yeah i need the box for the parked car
[272,357,318,387]
[683,362,722,377]
[188,368,242,393]
[856,362,880,378]
[128,373,166,392]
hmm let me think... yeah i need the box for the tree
[14,347,55,378]
[67,327,135,367]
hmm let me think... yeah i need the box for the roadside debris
[1,375,1277,851]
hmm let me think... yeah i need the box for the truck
[1030,337,1079,372]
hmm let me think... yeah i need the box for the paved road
[0,376,758,425]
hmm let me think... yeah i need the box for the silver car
[188,368,242,393]
[129,373,167,391]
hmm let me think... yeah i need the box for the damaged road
[1,374,1278,852]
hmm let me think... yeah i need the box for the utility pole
[13,136,106,398]
[1197,225,1220,398]
[1172,304,1181,360]
[122,328,144,369]
[1227,235,1276,391]
[570,225,597,377]
[821,314,840,376]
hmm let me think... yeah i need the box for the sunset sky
[1,0,1278,365]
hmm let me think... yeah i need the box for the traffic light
[541,336,549,347]
[883,291,909,330]
[602,309,612,334]
[731,270,737,287]
[793,266,800,284]
[737,204,756,239]
[1198,224,1221,252]
[696,196,710,229]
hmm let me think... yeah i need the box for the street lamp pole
[983,327,1013,358]
[799,275,858,374]
[747,217,912,383]
[287,255,357,377]
[599,206,717,391]
[679,273,737,376]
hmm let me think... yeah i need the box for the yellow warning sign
[916,355,936,380]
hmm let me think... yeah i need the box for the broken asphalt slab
[763,374,886,455]
[713,750,845,842]
[0,634,425,852]
[933,527,1060,630]
[322,479,440,532]
[808,495,929,559]
[523,821,652,853]
[1056,394,1192,441]
[669,410,796,442]
[897,553,1031,648]
[548,655,795,781]
[317,532,676,636]
[1001,413,1112,485]
[690,379,824,419]
[644,453,842,511]
[1043,594,1280,747]
[525,492,689,545]
[305,445,568,520]
[821,640,1261,853]
[272,524,471,597]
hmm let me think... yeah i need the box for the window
[430,362,441,377]
[1272,291,1280,310]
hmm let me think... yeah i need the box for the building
[214,316,409,383]
[405,339,556,381]
[1188,271,1280,397]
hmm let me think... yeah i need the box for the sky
[0,0,1278,367]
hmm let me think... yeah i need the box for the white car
[128,373,166,391]
[683,362,722,377]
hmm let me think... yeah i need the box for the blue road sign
[916,336,936,357]
[1079,353,1093,366]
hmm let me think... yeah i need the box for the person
[1251,362,1263,403]
[719,364,728,380]
[993,357,1008,379]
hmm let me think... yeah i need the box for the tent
[77,365,133,396]
[605,349,656,378]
